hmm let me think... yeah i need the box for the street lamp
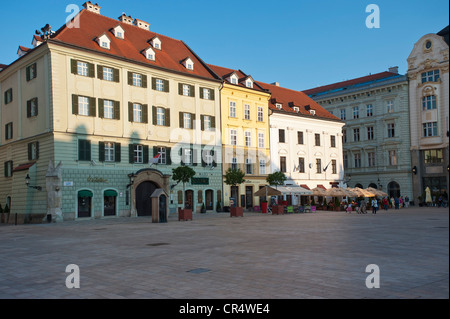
[25,174,42,191]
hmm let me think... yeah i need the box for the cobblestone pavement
[0,206,448,299]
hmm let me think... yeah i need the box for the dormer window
[243,76,254,88]
[293,107,299,113]
[181,57,194,71]
[310,109,316,116]
[96,34,111,50]
[228,73,239,85]
[276,103,282,110]
[150,37,162,50]
[112,25,125,39]
[143,47,156,61]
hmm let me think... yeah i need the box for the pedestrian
[383,197,389,211]
[390,196,395,209]
[361,199,367,214]
[371,197,378,214]
[405,196,409,208]
[399,196,403,208]
[438,195,443,207]
[394,197,400,209]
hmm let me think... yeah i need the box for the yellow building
[208,65,271,210]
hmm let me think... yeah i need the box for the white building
[258,82,345,205]
[407,25,449,203]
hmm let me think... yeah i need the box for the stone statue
[45,160,63,222]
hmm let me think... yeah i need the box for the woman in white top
[371,197,378,214]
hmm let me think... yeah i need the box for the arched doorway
[185,190,194,210]
[103,189,118,216]
[136,181,158,216]
[355,183,363,189]
[205,190,214,210]
[78,190,93,218]
[388,181,400,198]
[368,183,378,189]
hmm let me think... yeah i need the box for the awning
[276,186,313,195]
[317,184,327,190]
[104,190,118,197]
[13,162,36,172]
[254,186,281,197]
[78,190,93,197]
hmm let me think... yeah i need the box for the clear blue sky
[1,0,448,90]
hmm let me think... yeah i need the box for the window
[156,107,166,126]
[388,150,397,166]
[424,149,443,164]
[343,129,347,143]
[101,41,109,49]
[133,103,143,123]
[27,98,38,117]
[422,96,437,110]
[78,140,91,161]
[4,88,12,105]
[78,96,90,116]
[280,157,287,173]
[353,128,360,142]
[244,104,251,120]
[229,101,236,118]
[245,131,251,147]
[232,157,238,171]
[133,73,142,87]
[246,158,253,174]
[230,129,237,146]
[231,77,238,84]
[203,115,212,131]
[298,157,305,173]
[156,79,164,91]
[257,107,264,122]
[116,31,123,39]
[258,133,265,148]
[201,88,213,100]
[77,61,89,77]
[353,106,359,119]
[423,122,438,137]
[184,113,192,129]
[183,148,192,165]
[387,100,394,113]
[297,131,304,144]
[28,141,39,160]
[354,153,361,168]
[182,84,191,96]
[332,160,337,174]
[387,123,395,138]
[279,129,286,143]
[5,122,13,140]
[368,152,376,167]
[246,81,253,88]
[26,63,37,81]
[330,135,336,147]
[157,147,167,165]
[203,149,214,167]
[367,104,373,117]
[103,100,114,119]
[340,109,346,120]
[316,159,322,173]
[421,69,440,83]
[104,142,115,162]
[367,126,374,140]
[259,159,266,175]
[343,153,348,169]
[103,67,113,82]
[315,133,320,146]
[4,161,13,178]
[134,145,144,164]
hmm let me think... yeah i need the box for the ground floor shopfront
[222,177,269,211]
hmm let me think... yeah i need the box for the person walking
[405,196,409,208]
[394,197,400,209]
[371,197,378,214]
[390,196,395,209]
[383,197,389,211]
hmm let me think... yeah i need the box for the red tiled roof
[18,46,31,52]
[257,81,341,121]
[207,64,267,92]
[13,163,35,172]
[317,184,327,190]
[302,71,398,96]
[300,184,310,190]
[50,9,219,80]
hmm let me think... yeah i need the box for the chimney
[388,66,399,74]
[119,14,133,25]
[83,1,101,14]
[133,18,150,30]
[271,82,280,87]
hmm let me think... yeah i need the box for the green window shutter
[34,98,38,116]
[71,59,77,74]
[26,66,31,81]
[164,79,170,92]
[27,100,31,118]
[129,144,135,163]
[152,77,157,90]
[165,108,170,127]
[192,147,197,166]
[211,116,216,129]
[99,142,105,162]
[28,143,32,161]
[114,101,120,120]
[115,143,121,162]
[128,102,133,122]
[113,68,120,83]
[179,112,184,128]
[127,72,133,86]
[78,140,91,161]
[166,148,172,165]
[191,113,196,130]
[97,65,103,80]
[178,83,183,95]
[142,104,148,124]
[143,146,149,164]
[35,141,39,160]
[88,63,95,78]
[190,85,195,97]
[199,87,204,99]
[72,95,78,115]
[142,75,148,88]
[212,149,217,167]
[153,146,158,158]
[210,89,215,101]
[152,106,157,125]
[98,99,104,118]
[89,97,96,117]
[200,115,205,131]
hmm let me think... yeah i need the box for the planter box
[272,205,285,215]
[261,202,268,213]
[178,209,193,221]
[230,207,243,217]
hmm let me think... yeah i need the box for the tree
[172,166,196,209]
[224,168,246,207]
[266,171,287,188]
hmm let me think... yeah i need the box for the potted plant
[216,200,222,212]
[224,167,245,217]
[201,203,206,214]
[266,171,287,214]
[172,166,196,221]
